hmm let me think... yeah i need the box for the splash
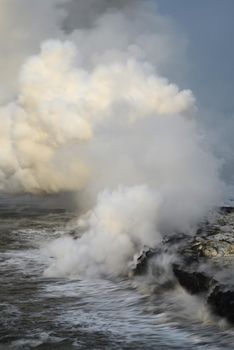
[45,185,161,277]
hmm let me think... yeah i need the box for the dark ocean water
[0,195,234,350]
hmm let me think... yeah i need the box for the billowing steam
[46,185,161,277]
[0,39,194,193]
[0,0,223,277]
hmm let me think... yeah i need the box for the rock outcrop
[132,207,234,323]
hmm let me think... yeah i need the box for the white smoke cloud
[45,185,161,277]
[0,0,70,102]
[0,39,194,194]
[0,0,224,277]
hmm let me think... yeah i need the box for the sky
[157,0,234,114]
[156,0,234,186]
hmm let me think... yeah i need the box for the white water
[0,202,234,350]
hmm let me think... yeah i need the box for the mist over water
[1,202,234,349]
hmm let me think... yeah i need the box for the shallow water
[0,197,234,349]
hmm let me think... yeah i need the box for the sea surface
[0,195,234,350]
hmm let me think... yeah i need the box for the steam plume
[0,0,223,277]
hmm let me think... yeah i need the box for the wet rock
[208,286,234,323]
[133,248,157,275]
[172,265,215,294]
[132,206,234,323]
[220,206,234,214]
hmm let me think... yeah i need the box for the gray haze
[156,0,234,187]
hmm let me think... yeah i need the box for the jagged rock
[132,206,234,323]
[172,265,215,294]
[208,286,234,323]
[190,237,234,258]
[133,248,157,275]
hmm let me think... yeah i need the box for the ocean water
[0,196,234,350]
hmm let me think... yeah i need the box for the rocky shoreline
[132,207,234,324]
